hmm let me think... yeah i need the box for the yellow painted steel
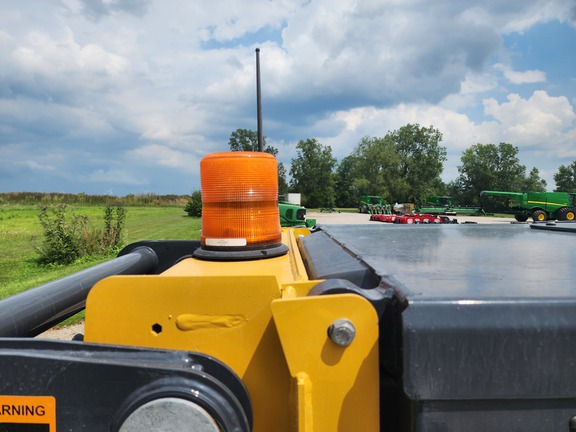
[272,294,380,431]
[84,228,380,431]
[526,200,564,206]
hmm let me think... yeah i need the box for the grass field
[0,205,201,302]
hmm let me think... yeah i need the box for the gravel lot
[38,211,515,340]
[39,323,84,340]
[308,211,514,225]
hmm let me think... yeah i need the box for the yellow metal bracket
[272,293,380,431]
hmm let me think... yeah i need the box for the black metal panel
[317,224,576,431]
[531,220,576,233]
[412,399,576,432]
[0,339,252,432]
[319,224,576,299]
[299,230,379,289]
[403,299,576,400]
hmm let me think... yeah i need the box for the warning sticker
[0,396,55,432]
[205,237,247,247]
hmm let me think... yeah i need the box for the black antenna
[256,48,263,152]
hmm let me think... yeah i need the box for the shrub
[102,205,126,250]
[36,205,88,265]
[36,204,127,265]
[184,190,202,217]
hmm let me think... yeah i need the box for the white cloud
[321,103,493,156]
[494,63,546,84]
[6,27,132,104]
[78,43,129,77]
[501,0,576,33]
[19,160,57,172]
[483,91,576,146]
[127,144,202,169]
[84,168,148,185]
[0,97,114,140]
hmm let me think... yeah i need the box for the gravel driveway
[308,211,514,225]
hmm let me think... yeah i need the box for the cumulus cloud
[127,144,202,169]
[276,0,501,107]
[483,91,576,144]
[71,0,152,21]
[2,28,132,110]
[494,63,546,84]
[1,0,575,194]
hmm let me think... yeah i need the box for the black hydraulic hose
[0,246,158,338]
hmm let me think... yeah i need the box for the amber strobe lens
[200,152,282,249]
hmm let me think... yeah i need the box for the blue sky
[0,0,575,196]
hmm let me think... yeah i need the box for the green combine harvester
[480,190,576,222]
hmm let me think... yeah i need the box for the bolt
[569,415,576,432]
[328,319,356,347]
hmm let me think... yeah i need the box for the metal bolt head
[328,319,356,347]
[569,415,576,432]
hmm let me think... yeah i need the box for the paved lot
[308,211,515,225]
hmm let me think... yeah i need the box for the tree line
[227,126,576,208]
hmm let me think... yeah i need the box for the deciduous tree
[388,124,447,203]
[289,138,337,208]
[334,155,359,208]
[553,161,576,192]
[522,167,547,192]
[455,143,526,204]
[341,124,447,206]
[346,136,399,203]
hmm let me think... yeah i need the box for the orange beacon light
[193,151,288,261]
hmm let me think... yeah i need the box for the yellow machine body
[84,228,380,431]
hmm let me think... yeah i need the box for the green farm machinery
[419,196,482,216]
[279,200,316,227]
[480,190,576,222]
[358,195,391,214]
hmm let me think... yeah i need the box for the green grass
[121,207,201,240]
[0,205,200,301]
